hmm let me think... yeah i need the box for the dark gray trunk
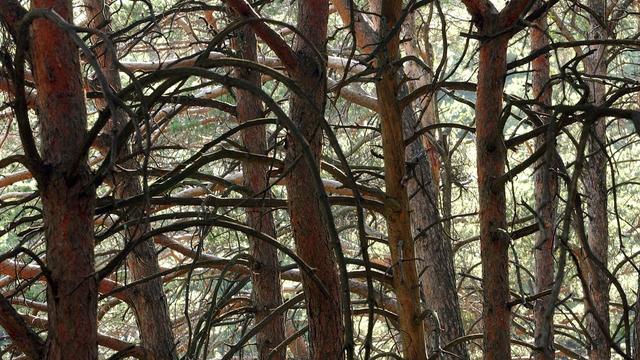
[400,11,467,359]
[402,90,467,359]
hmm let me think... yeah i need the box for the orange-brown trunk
[31,1,98,358]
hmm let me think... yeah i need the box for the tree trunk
[582,1,610,358]
[285,1,344,359]
[582,100,610,360]
[234,23,286,360]
[402,11,441,187]
[124,238,177,359]
[404,113,467,358]
[531,5,557,359]
[0,294,44,359]
[404,111,467,358]
[83,2,178,358]
[401,11,467,359]
[30,1,98,358]
[332,1,462,357]
[375,2,428,359]
[475,34,511,359]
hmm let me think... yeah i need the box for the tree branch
[0,294,44,360]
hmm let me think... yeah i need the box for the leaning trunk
[84,1,177,358]
[401,11,467,359]
[31,0,98,358]
[285,1,344,358]
[331,3,464,356]
[403,108,467,358]
[402,10,441,186]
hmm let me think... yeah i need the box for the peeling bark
[332,2,464,357]
[401,13,467,359]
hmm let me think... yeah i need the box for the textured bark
[475,33,511,359]
[0,294,44,359]
[402,12,441,187]
[84,1,178,358]
[30,1,98,359]
[233,24,286,360]
[531,6,557,359]
[368,0,381,31]
[405,119,467,359]
[459,1,534,356]
[284,1,344,359]
[375,2,427,359]
[0,0,26,42]
[404,110,467,359]
[583,5,610,356]
[401,13,467,359]
[124,238,177,359]
[332,2,462,357]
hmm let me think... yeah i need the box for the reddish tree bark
[475,32,511,359]
[221,1,345,357]
[29,1,98,358]
[582,2,610,357]
[531,5,557,359]
[83,2,178,358]
[459,0,534,357]
[402,11,441,187]
[233,23,286,360]
[284,1,345,359]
